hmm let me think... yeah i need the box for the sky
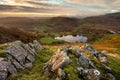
[0,0,120,17]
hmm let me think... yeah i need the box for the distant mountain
[79,12,120,31]
[49,12,120,31]
[0,12,120,31]
[0,17,48,30]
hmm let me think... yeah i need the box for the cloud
[0,0,119,17]
[0,5,53,12]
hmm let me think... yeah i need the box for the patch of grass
[108,52,120,80]
[0,52,6,57]
[40,37,64,45]
[64,53,80,80]
[93,34,120,79]
[0,44,8,57]
[94,34,120,48]
[33,24,52,33]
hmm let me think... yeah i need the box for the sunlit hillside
[0,34,119,80]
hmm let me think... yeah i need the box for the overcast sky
[0,0,120,17]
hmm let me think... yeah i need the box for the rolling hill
[0,12,120,43]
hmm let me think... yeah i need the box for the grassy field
[40,37,64,45]
[93,34,120,79]
[0,34,119,80]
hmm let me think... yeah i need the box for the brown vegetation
[0,27,36,43]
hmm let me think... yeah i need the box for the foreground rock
[77,67,101,80]
[80,43,108,64]
[0,40,42,80]
[44,44,115,80]
[43,46,71,80]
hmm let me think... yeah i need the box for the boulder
[0,40,42,80]
[84,43,95,53]
[78,54,95,69]
[92,51,108,63]
[43,46,71,79]
[5,45,27,67]
[71,47,95,69]
[82,44,108,63]
[0,60,8,80]
[33,40,43,50]
[6,54,24,70]
[56,68,68,80]
[22,44,35,63]
[104,73,116,80]
[77,67,101,80]
[69,46,82,57]
[23,44,36,56]
[25,63,33,68]
[1,60,17,75]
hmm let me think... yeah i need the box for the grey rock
[5,48,25,70]
[11,58,24,70]
[5,45,27,66]
[25,63,33,68]
[33,40,43,50]
[84,43,95,53]
[0,40,42,80]
[71,47,95,69]
[103,66,112,73]
[105,73,116,80]
[43,46,71,79]
[0,58,5,61]
[23,44,36,56]
[57,68,68,80]
[92,51,108,63]
[0,58,17,76]
[26,53,35,62]
[1,60,17,75]
[0,61,8,80]
[77,67,101,80]
[78,54,95,69]
[83,44,108,63]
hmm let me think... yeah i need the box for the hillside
[0,17,49,30]
[79,12,120,31]
[1,34,118,80]
[0,12,119,31]
[0,27,36,43]
[0,12,119,44]
[0,12,119,80]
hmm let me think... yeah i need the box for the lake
[55,35,88,43]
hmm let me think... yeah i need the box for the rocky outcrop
[43,46,71,80]
[0,40,42,80]
[80,43,108,63]
[44,44,115,80]
[77,67,101,80]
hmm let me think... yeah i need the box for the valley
[0,12,120,80]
